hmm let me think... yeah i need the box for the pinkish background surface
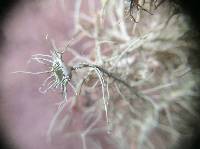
[1,0,118,149]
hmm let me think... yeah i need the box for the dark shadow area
[170,0,200,148]
[0,1,20,149]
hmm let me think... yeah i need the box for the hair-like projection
[0,0,200,149]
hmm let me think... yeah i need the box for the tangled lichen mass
[12,0,198,149]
